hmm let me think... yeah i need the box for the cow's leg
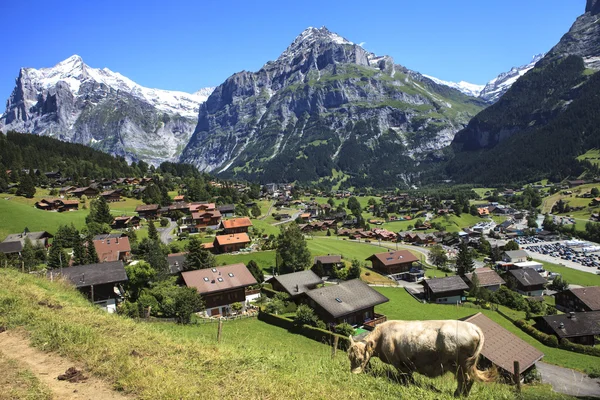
[454,367,467,397]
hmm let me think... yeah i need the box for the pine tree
[16,172,36,198]
[276,223,312,274]
[72,235,87,266]
[48,244,68,269]
[183,236,216,271]
[92,196,113,225]
[246,260,264,283]
[348,259,362,280]
[455,242,474,276]
[469,271,481,300]
[251,204,261,218]
[148,220,159,242]
[86,236,99,264]
[21,238,37,271]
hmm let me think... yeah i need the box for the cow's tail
[468,326,496,382]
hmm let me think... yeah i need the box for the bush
[294,304,318,326]
[160,217,169,227]
[138,293,160,315]
[559,338,600,357]
[264,299,285,314]
[316,320,327,330]
[334,322,355,337]
[514,320,559,347]
[118,300,140,318]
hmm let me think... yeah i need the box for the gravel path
[536,361,600,398]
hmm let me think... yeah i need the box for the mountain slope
[478,54,545,103]
[180,27,486,187]
[0,55,214,165]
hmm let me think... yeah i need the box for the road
[259,201,275,220]
[273,210,303,226]
[536,361,600,398]
[158,219,178,245]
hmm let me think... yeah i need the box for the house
[568,180,586,188]
[461,313,543,378]
[173,195,185,202]
[299,213,311,222]
[218,204,235,218]
[507,268,546,296]
[52,261,128,310]
[35,198,79,212]
[463,268,505,292]
[537,311,600,346]
[2,231,53,250]
[422,276,469,304]
[477,207,490,217]
[213,233,251,253]
[555,287,600,313]
[135,204,160,219]
[502,249,529,263]
[111,216,141,229]
[267,270,324,300]
[220,217,253,234]
[189,202,216,213]
[182,263,258,317]
[304,279,389,327]
[313,255,343,275]
[70,186,99,198]
[58,186,76,195]
[366,250,421,280]
[100,190,121,202]
[93,236,131,263]
[44,170,61,180]
[167,252,187,275]
[191,210,222,230]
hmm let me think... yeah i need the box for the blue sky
[0,0,584,101]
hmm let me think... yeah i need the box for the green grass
[429,214,485,233]
[250,218,281,236]
[472,188,496,199]
[216,251,277,273]
[375,287,600,374]
[0,353,52,400]
[0,270,571,399]
[576,148,600,166]
[532,259,600,287]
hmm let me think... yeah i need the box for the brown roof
[181,263,257,294]
[366,250,419,266]
[423,276,469,293]
[93,237,131,263]
[464,268,506,288]
[135,204,159,212]
[508,268,547,287]
[192,209,221,219]
[189,202,216,212]
[38,198,79,205]
[100,190,119,196]
[60,199,80,205]
[462,313,543,374]
[567,287,600,311]
[173,195,185,201]
[214,233,251,246]
[221,217,252,229]
[314,255,342,265]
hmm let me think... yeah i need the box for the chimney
[569,312,576,319]
[295,284,299,292]
[559,322,565,329]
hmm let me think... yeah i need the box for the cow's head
[347,336,374,374]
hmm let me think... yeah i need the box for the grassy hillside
[0,270,570,399]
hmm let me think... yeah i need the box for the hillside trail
[0,329,131,400]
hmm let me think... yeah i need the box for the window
[217,277,223,282]
[211,268,217,273]
[335,298,342,303]
[228,273,234,277]
[203,277,209,282]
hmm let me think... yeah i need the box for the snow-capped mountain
[0,55,213,164]
[422,75,484,97]
[478,54,545,103]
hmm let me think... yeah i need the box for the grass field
[0,352,52,400]
[375,287,600,374]
[533,259,600,286]
[541,183,600,214]
[0,270,569,399]
[216,251,277,273]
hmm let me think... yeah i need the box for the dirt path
[0,329,131,400]
[537,361,600,398]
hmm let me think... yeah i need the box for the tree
[455,242,474,276]
[183,236,216,271]
[235,204,249,217]
[47,244,68,269]
[160,217,169,227]
[549,276,569,292]
[469,271,481,300]
[311,260,325,277]
[592,187,600,197]
[125,261,156,301]
[148,220,159,242]
[72,235,87,266]
[347,259,362,280]
[276,223,312,274]
[294,304,318,327]
[174,287,204,324]
[490,246,502,263]
[86,196,113,225]
[428,245,448,270]
[21,238,37,271]
[504,240,520,251]
[16,173,36,198]
[246,260,264,283]
[335,322,355,336]
[86,236,99,264]
[347,196,361,214]
[251,204,261,218]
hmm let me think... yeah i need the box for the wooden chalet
[537,311,600,346]
[189,202,216,213]
[422,276,469,304]
[268,270,324,300]
[191,209,222,230]
[100,190,121,202]
[111,215,141,229]
[555,287,600,313]
[173,194,185,202]
[70,186,99,198]
[220,217,253,234]
[182,263,257,316]
[366,250,421,281]
[507,268,546,296]
[464,267,505,292]
[313,255,343,276]
[52,260,127,303]
[135,204,160,219]
[35,198,79,212]
[217,204,235,218]
[93,235,131,263]
[58,186,76,195]
[2,231,53,252]
[213,233,251,253]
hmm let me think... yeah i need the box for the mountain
[421,76,484,98]
[446,1,600,185]
[180,27,486,187]
[478,54,545,103]
[0,55,214,165]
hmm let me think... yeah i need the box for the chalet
[568,180,586,188]
[132,186,146,196]
[182,263,257,317]
[100,190,121,202]
[507,268,546,296]
[463,268,505,292]
[35,198,79,212]
[189,202,216,213]
[313,255,343,275]
[267,270,324,300]
[191,210,222,230]
[300,213,311,222]
[422,276,469,304]
[58,186,76,195]
[0,241,24,255]
[218,204,236,218]
[167,201,191,215]
[537,311,600,346]
[2,231,53,250]
[167,252,187,275]
[173,195,185,202]
[461,313,543,378]
[555,287,600,313]
[304,279,389,327]
[44,171,61,180]
[213,233,251,253]
[220,217,253,234]
[502,250,529,263]
[477,207,490,217]
[366,250,420,280]
[52,261,127,310]
[111,215,141,229]
[135,204,160,219]
[70,186,99,198]
[93,236,131,263]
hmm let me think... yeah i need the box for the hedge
[514,320,559,347]
[260,287,280,298]
[559,338,600,357]
[258,311,350,350]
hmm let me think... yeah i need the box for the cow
[348,320,494,397]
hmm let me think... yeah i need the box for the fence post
[217,320,223,343]
[513,361,521,393]
[332,336,339,359]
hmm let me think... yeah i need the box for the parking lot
[520,240,600,274]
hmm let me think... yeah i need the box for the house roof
[192,210,222,220]
[508,268,547,287]
[267,270,324,297]
[100,190,120,196]
[217,204,235,212]
[462,313,543,374]
[0,241,23,254]
[93,236,131,263]
[423,276,469,293]
[314,255,342,265]
[214,233,251,246]
[181,263,257,295]
[189,202,216,212]
[567,287,600,311]
[135,204,159,212]
[93,233,127,241]
[540,311,600,338]
[464,268,505,288]
[54,261,128,287]
[366,250,419,266]
[167,252,187,274]
[71,186,97,194]
[3,231,52,242]
[306,280,389,319]
[221,218,252,229]
[503,250,529,260]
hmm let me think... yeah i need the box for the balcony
[363,313,387,331]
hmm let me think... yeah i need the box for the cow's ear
[365,340,374,355]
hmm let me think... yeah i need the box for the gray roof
[423,276,469,293]
[503,250,529,260]
[314,255,342,265]
[54,261,128,288]
[268,270,324,296]
[541,311,600,338]
[3,231,52,243]
[508,268,547,287]
[218,204,235,212]
[0,241,23,254]
[167,253,187,274]
[305,280,389,318]
[93,233,126,241]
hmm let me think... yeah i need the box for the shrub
[160,217,169,227]
[316,320,327,330]
[118,300,140,318]
[294,304,317,327]
[559,338,600,357]
[334,322,355,337]
[514,319,558,347]
[264,299,285,314]
[138,293,160,315]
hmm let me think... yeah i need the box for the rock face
[0,55,214,164]
[478,54,545,103]
[587,0,600,14]
[180,27,485,185]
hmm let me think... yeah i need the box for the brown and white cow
[348,320,494,397]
